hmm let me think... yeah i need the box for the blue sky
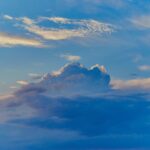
[0,0,150,94]
[0,1,150,149]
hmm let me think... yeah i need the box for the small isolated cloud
[0,33,44,48]
[16,80,29,86]
[111,78,150,91]
[7,16,114,41]
[138,65,150,71]
[28,73,42,80]
[3,14,13,20]
[60,54,81,62]
[15,63,110,97]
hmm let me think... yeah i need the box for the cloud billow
[16,63,110,97]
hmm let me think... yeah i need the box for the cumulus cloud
[5,62,150,98]
[15,63,110,97]
[6,16,114,41]
[0,63,150,149]
[0,33,44,47]
[60,54,81,62]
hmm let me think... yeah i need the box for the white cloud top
[15,63,110,97]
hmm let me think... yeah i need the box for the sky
[0,0,150,149]
[0,0,150,94]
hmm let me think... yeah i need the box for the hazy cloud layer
[131,15,150,29]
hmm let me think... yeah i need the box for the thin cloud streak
[0,33,44,48]
[16,80,29,86]
[138,65,150,71]
[60,54,81,62]
[131,15,150,29]
[112,78,150,90]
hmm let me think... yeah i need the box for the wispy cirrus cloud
[23,17,114,40]
[138,65,150,71]
[0,15,44,48]
[3,14,13,20]
[0,33,44,48]
[131,15,150,29]
[3,15,114,41]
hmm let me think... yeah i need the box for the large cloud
[0,63,150,149]
[15,63,110,97]
[22,17,114,40]
[0,92,150,149]
[3,15,114,41]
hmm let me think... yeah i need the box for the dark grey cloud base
[1,94,150,149]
